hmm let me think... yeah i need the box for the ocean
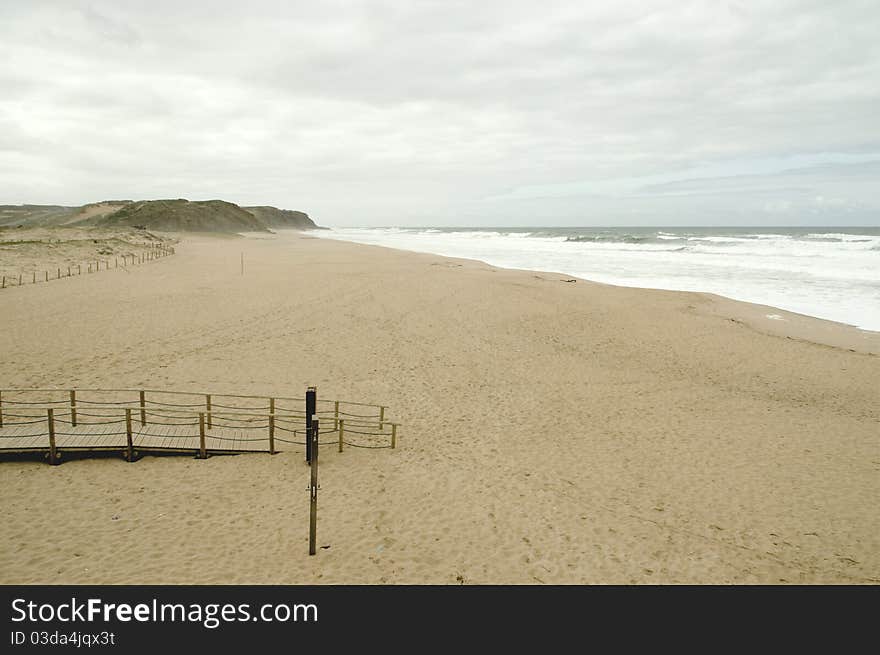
[315,226,880,332]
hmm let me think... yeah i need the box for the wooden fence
[0,242,175,290]
[0,388,398,464]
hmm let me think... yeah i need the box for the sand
[0,225,172,282]
[0,231,877,584]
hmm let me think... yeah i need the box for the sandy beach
[0,230,877,584]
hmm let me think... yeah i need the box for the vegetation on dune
[0,199,321,233]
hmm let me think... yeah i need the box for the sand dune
[0,232,877,584]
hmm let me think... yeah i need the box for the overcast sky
[1,1,878,226]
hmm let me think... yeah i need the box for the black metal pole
[305,386,316,463]
[309,416,319,556]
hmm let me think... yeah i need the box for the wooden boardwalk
[0,387,398,464]
[0,421,270,457]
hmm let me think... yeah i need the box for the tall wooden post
[305,386,316,463]
[268,397,275,454]
[391,423,397,449]
[338,418,344,452]
[309,416,319,556]
[334,400,339,430]
[0,391,3,428]
[69,390,77,427]
[379,406,386,430]
[198,412,207,459]
[205,394,212,429]
[47,408,57,465]
[125,408,133,462]
[68,266,71,277]
[139,390,146,426]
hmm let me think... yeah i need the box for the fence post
[391,423,397,449]
[32,271,35,284]
[206,394,212,429]
[45,271,48,282]
[47,408,58,465]
[68,266,71,277]
[305,386,316,464]
[198,412,207,459]
[379,405,386,430]
[125,408,133,462]
[139,390,146,426]
[69,390,77,427]
[338,418,344,452]
[268,413,275,455]
[334,400,339,430]
[309,416,319,556]
[0,390,3,428]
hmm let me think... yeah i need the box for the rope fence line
[0,387,399,463]
[0,241,176,291]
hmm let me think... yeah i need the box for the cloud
[1,0,878,225]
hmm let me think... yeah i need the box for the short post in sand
[198,412,207,459]
[69,390,77,427]
[47,408,58,465]
[139,390,146,426]
[0,391,4,428]
[305,386,316,464]
[308,415,319,556]
[125,408,134,462]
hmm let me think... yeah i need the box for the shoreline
[313,226,880,335]
[1,231,878,584]
[308,231,880,355]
